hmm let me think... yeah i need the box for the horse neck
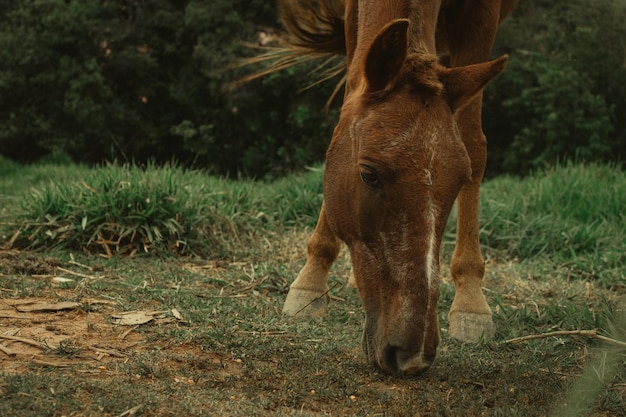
[344,0,441,90]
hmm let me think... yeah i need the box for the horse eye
[359,164,382,188]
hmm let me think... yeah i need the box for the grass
[452,162,625,288]
[1,157,324,257]
[4,157,624,288]
[0,157,624,416]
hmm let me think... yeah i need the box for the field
[0,158,624,416]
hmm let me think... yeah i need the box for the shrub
[0,0,336,178]
[484,57,613,174]
[485,0,626,176]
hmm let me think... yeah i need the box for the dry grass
[0,228,624,416]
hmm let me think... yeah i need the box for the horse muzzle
[362,318,439,376]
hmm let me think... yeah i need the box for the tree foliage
[484,0,626,175]
[0,0,623,177]
[0,0,337,177]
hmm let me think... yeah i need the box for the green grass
[0,158,624,416]
[447,162,625,288]
[4,158,624,288]
[1,158,323,257]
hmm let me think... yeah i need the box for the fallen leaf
[51,277,74,284]
[171,308,185,321]
[111,311,162,326]
[0,312,35,319]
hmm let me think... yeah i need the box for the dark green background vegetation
[0,0,624,178]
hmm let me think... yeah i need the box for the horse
[263,0,518,376]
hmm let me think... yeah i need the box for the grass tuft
[11,162,249,256]
[3,160,623,289]
[5,161,324,257]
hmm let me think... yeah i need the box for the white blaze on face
[419,126,441,358]
[424,125,440,292]
[425,194,438,291]
[395,190,438,365]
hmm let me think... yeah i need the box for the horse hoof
[347,269,357,288]
[282,287,329,318]
[449,312,495,342]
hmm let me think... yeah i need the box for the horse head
[323,19,507,375]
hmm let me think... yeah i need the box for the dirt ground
[0,250,242,378]
[1,249,624,416]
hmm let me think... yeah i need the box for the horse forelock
[358,52,443,105]
[403,53,444,93]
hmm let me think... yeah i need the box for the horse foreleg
[449,94,494,342]
[443,1,506,342]
[283,202,341,317]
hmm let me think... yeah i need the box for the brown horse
[268,0,518,376]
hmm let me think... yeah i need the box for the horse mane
[279,0,346,55]
[232,0,347,106]
[234,0,443,104]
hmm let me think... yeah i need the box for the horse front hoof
[282,287,329,318]
[449,311,495,342]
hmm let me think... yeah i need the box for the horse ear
[441,55,508,113]
[365,19,410,93]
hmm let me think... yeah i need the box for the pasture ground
[0,233,624,417]
[0,161,624,416]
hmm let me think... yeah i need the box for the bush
[485,0,626,176]
[0,0,336,178]
[1,1,623,178]
[484,57,614,174]
[15,162,233,256]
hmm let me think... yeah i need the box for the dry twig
[56,266,100,280]
[89,346,128,358]
[503,329,626,349]
[0,334,47,349]
[116,404,143,417]
[295,282,340,316]
[31,358,72,368]
[69,253,94,271]
[118,326,138,341]
[0,344,15,357]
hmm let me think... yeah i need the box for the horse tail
[231,0,347,103]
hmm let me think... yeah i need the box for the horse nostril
[382,345,434,376]
[383,345,400,374]
[400,353,434,375]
